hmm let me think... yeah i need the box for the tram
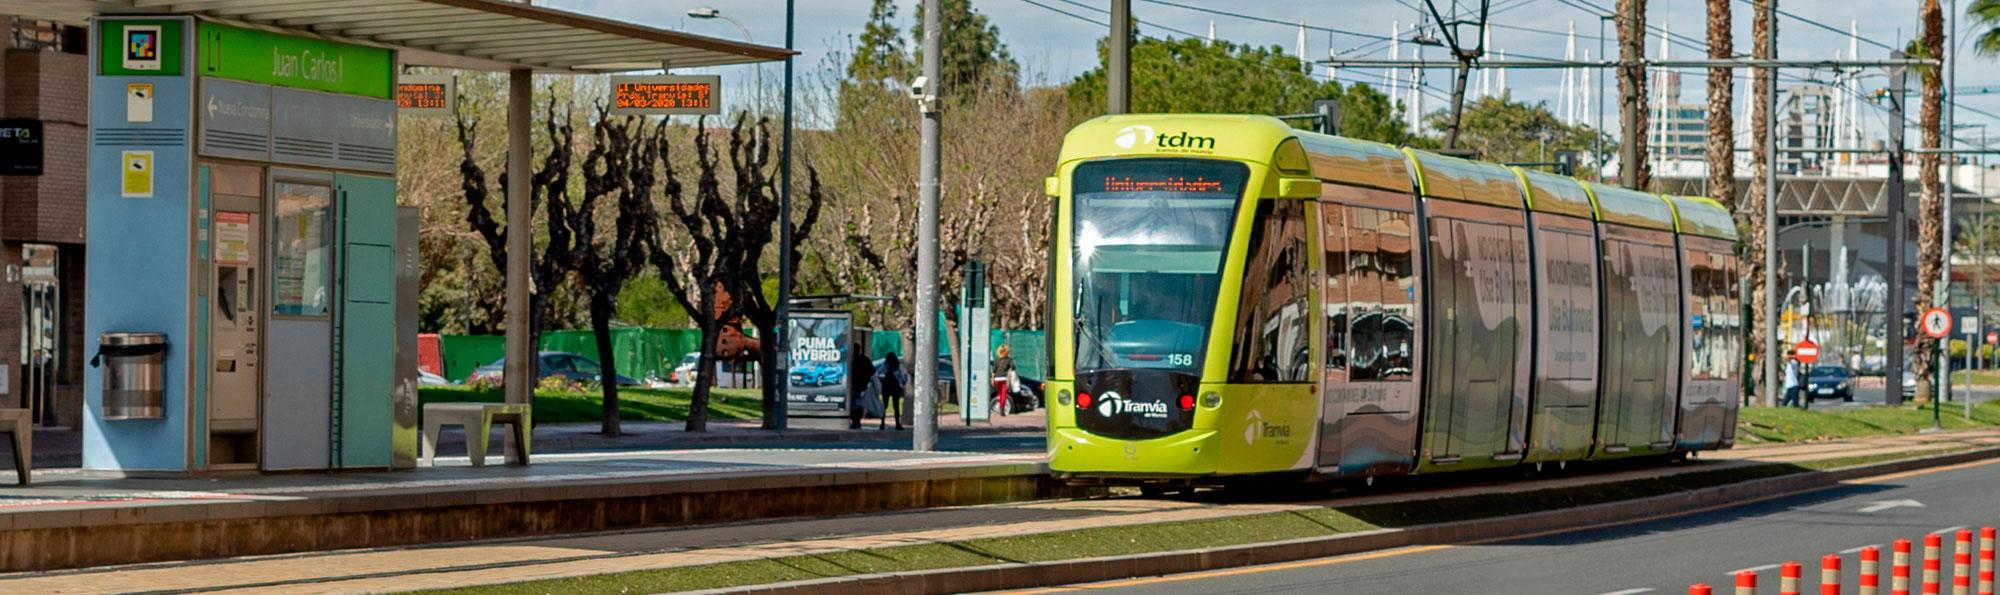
[1043,114,1743,484]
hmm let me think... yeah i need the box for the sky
[546,0,2000,146]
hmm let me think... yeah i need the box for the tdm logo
[1113,125,1216,151]
[1096,391,1170,418]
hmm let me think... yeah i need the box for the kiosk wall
[85,16,402,474]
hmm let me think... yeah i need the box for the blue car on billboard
[788,361,846,387]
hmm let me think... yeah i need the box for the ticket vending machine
[85,16,403,475]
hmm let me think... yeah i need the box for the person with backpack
[879,352,907,430]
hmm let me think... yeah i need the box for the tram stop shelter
[3,0,792,475]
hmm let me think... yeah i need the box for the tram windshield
[1071,158,1247,374]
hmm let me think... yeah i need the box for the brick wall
[0,47,89,427]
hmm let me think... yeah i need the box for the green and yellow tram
[1043,114,1743,484]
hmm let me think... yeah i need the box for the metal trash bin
[93,332,167,420]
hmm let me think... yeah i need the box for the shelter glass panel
[272,181,330,317]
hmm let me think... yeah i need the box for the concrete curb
[698,447,2000,595]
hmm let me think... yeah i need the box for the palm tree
[1974,0,2000,55]
[1744,0,1773,403]
[1915,0,1946,403]
[1705,0,1734,213]
[1615,0,1651,189]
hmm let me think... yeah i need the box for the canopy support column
[505,68,533,408]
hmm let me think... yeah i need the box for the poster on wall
[786,310,852,407]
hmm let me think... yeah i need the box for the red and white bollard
[1742,570,1762,595]
[1695,584,1715,595]
[1959,530,1975,595]
[1930,533,1946,595]
[1786,561,1806,595]
[1829,553,1846,595]
[1979,527,1995,595]
[1904,539,1919,595]
[1865,546,1883,595]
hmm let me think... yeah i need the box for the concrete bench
[0,409,28,484]
[421,403,530,467]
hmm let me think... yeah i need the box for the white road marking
[1593,589,1655,595]
[1859,499,1925,513]
[1730,564,1780,575]
[1840,546,1874,554]
[1935,526,1968,535]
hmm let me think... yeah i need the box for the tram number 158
[1165,353,1195,366]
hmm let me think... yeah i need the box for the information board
[397,74,453,116]
[609,75,721,116]
[786,310,852,407]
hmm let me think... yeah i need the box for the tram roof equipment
[1583,182,1680,232]
[1403,149,1525,209]
[1665,195,1740,241]
[1513,168,1600,220]
[1296,134,1413,193]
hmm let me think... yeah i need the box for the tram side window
[1230,200,1311,382]
[1324,204,1349,374]
[1350,208,1416,382]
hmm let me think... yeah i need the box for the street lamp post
[688,7,764,111]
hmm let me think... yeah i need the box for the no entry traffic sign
[1921,307,1953,339]
[1793,339,1820,364]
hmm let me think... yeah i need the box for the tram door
[20,244,58,425]
[1423,211,1531,466]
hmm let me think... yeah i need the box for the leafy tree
[1422,95,1611,164]
[913,0,1018,96]
[848,0,910,83]
[614,277,691,329]
[1066,37,1412,145]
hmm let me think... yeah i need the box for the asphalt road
[1041,458,2000,595]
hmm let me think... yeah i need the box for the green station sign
[196,23,393,99]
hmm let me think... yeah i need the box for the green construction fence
[438,327,1044,383]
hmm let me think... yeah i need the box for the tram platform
[0,442,1071,572]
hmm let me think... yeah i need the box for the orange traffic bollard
[1742,570,1762,595]
[1959,530,1975,595]
[1904,539,1919,595]
[1930,533,1946,595]
[1979,527,1995,595]
[1786,561,1806,595]
[1829,553,1846,595]
[1695,584,1715,595]
[1866,546,1883,595]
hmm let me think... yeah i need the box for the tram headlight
[1056,389,1072,406]
[1199,392,1222,409]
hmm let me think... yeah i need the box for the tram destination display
[785,310,852,406]
[609,74,720,116]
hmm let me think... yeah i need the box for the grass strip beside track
[1736,400,2000,443]
[410,455,1930,595]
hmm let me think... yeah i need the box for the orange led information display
[396,74,453,115]
[397,83,448,109]
[609,74,722,116]
[1099,176,1228,193]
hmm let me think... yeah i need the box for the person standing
[879,352,907,430]
[992,344,1017,415]
[1792,349,1808,409]
[848,341,877,429]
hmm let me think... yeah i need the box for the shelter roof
[2,0,794,73]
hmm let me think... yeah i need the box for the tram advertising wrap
[786,310,851,405]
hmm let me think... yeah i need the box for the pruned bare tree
[717,116,828,426]
[569,111,666,436]
[648,117,748,432]
[454,97,578,385]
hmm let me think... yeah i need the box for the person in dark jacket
[848,341,877,429]
[879,352,906,430]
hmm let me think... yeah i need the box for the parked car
[874,354,956,401]
[466,351,640,387]
[418,369,450,387]
[1806,365,1855,402]
[670,353,701,385]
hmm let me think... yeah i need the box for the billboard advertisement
[787,310,851,406]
